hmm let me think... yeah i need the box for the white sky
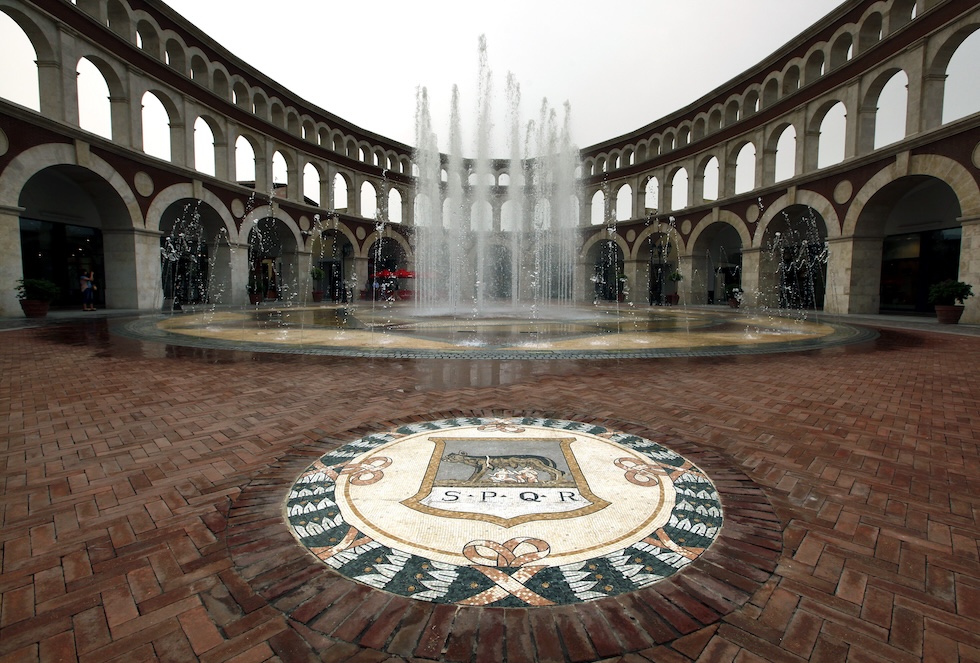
[161,0,846,151]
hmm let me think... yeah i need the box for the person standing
[80,270,95,311]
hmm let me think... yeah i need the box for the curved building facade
[1,0,979,321]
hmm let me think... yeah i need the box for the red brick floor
[2,317,980,662]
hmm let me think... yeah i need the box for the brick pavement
[2,317,979,662]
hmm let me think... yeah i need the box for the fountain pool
[118,304,874,360]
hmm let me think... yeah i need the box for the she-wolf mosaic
[285,418,724,607]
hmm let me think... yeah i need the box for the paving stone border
[114,314,878,360]
[225,410,784,661]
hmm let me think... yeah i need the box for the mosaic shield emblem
[402,436,611,527]
[285,418,724,606]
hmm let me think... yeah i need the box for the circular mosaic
[285,417,723,607]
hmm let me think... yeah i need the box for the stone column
[740,247,763,308]
[688,251,711,304]
[0,205,26,317]
[824,235,882,314]
[102,227,163,310]
[622,259,643,304]
[353,255,370,299]
[959,216,980,324]
[574,257,593,304]
[37,59,67,123]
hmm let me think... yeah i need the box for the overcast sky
[161,0,846,153]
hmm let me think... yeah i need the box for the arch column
[37,59,69,123]
[352,255,370,298]
[102,227,164,309]
[55,27,81,126]
[959,215,980,324]
[221,240,249,306]
[575,256,593,304]
[0,205,26,317]
[824,235,883,314]
[802,128,821,172]
[622,258,644,304]
[856,104,877,156]
[631,175,645,219]
[740,247,763,308]
[920,73,946,132]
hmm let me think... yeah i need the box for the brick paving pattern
[2,317,980,661]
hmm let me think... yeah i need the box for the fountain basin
[117,304,876,359]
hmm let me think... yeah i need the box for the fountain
[124,40,876,360]
[413,36,579,316]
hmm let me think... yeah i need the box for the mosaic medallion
[285,418,723,607]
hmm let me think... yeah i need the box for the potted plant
[16,278,60,318]
[311,266,325,303]
[928,279,973,324]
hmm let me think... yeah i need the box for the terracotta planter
[728,298,740,308]
[935,304,964,324]
[19,300,50,318]
[248,293,263,305]
[312,291,324,303]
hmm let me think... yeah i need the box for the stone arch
[757,189,840,247]
[782,64,801,94]
[302,159,327,206]
[687,211,750,304]
[146,183,235,236]
[333,171,352,211]
[0,3,57,64]
[757,203,831,310]
[687,211,752,253]
[805,47,827,84]
[862,65,909,151]
[163,34,187,73]
[724,97,741,126]
[251,89,269,119]
[762,77,780,108]
[106,0,134,41]
[726,138,757,195]
[211,66,230,101]
[743,88,760,116]
[363,231,413,264]
[927,23,980,78]
[708,107,723,133]
[692,116,706,142]
[766,121,798,184]
[889,0,917,33]
[843,154,980,236]
[633,222,688,260]
[232,79,250,109]
[858,10,884,54]
[270,100,286,128]
[614,182,632,221]
[695,152,720,202]
[286,108,301,136]
[189,51,209,83]
[74,50,127,101]
[0,142,142,228]
[141,86,183,126]
[134,16,162,58]
[641,175,660,213]
[830,31,854,69]
[239,204,301,246]
[676,123,691,147]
